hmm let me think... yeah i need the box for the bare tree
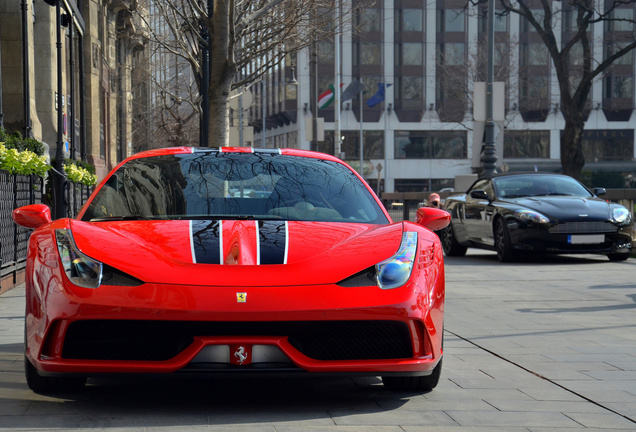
[470,0,636,180]
[136,0,341,148]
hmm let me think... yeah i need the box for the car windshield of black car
[494,175,593,199]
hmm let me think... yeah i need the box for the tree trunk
[560,119,586,180]
[207,0,234,147]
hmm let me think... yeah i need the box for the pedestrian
[428,192,441,209]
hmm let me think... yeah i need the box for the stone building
[0,0,148,181]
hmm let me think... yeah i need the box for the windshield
[493,175,594,199]
[82,151,389,224]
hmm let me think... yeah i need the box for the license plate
[568,234,605,244]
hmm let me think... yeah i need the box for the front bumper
[27,280,444,377]
[509,222,632,255]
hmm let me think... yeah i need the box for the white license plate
[568,234,605,244]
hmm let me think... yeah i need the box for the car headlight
[56,229,103,288]
[514,209,550,224]
[375,232,417,290]
[612,206,631,224]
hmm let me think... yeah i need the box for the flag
[318,85,335,109]
[366,83,392,107]
[341,80,365,102]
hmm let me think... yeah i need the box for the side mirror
[470,190,490,201]
[12,204,52,229]
[593,187,606,197]
[415,207,451,231]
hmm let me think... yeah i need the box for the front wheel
[608,252,630,262]
[494,218,515,262]
[25,355,86,394]
[382,359,443,392]
[439,224,467,257]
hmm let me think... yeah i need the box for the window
[438,9,465,32]
[440,43,465,65]
[396,77,423,109]
[395,9,423,32]
[340,130,385,160]
[521,76,549,99]
[521,9,545,32]
[395,131,467,159]
[395,43,423,66]
[522,43,549,66]
[317,42,334,64]
[504,130,550,158]
[605,41,634,65]
[359,42,382,65]
[604,76,633,98]
[606,8,634,32]
[582,130,634,161]
[357,8,382,32]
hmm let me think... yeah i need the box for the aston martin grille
[548,221,618,234]
[62,320,414,362]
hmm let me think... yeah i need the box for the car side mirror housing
[12,204,52,229]
[415,207,451,231]
[593,187,606,196]
[470,190,491,201]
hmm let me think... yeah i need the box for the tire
[24,324,86,394]
[440,224,467,257]
[607,253,630,262]
[494,218,515,262]
[382,359,443,392]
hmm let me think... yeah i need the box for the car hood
[508,196,611,221]
[69,219,404,286]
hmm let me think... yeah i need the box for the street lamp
[481,0,498,176]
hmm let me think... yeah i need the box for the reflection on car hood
[69,219,403,286]
[508,196,611,221]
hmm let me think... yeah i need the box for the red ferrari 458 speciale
[13,147,449,393]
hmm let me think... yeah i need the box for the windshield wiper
[89,215,163,222]
[177,215,283,221]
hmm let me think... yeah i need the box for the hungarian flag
[318,85,335,109]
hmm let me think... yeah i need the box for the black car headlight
[611,206,631,225]
[375,232,417,289]
[514,209,550,224]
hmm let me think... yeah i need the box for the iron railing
[0,170,92,284]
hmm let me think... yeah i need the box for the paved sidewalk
[1,252,635,431]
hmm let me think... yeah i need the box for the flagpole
[334,0,341,158]
[359,85,363,177]
[384,83,388,195]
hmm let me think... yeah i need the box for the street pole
[21,0,32,138]
[481,0,498,176]
[262,79,266,147]
[334,1,341,158]
[359,88,363,178]
[53,0,67,219]
[0,31,3,130]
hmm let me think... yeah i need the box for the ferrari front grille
[62,320,413,362]
[548,221,618,234]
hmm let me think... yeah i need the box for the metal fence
[0,170,93,284]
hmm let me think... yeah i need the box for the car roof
[483,172,572,180]
[124,147,342,164]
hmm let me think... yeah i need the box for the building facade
[252,0,636,193]
[0,0,147,181]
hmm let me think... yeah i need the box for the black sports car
[440,173,633,262]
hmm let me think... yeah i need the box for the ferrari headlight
[612,206,631,224]
[375,232,417,290]
[514,209,550,224]
[56,229,103,288]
